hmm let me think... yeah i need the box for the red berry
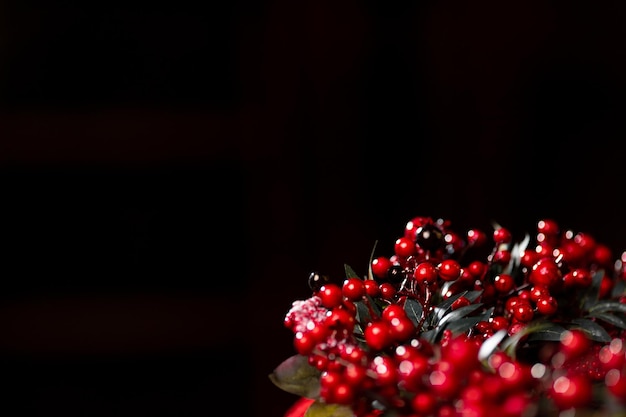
[363,279,380,297]
[414,262,438,284]
[411,391,437,414]
[550,374,593,410]
[379,282,396,300]
[365,321,393,350]
[493,227,512,244]
[294,331,317,355]
[319,283,343,308]
[437,259,462,281]
[536,295,558,316]
[559,329,591,360]
[342,277,365,301]
[529,258,562,288]
[512,302,534,323]
[371,256,393,279]
[394,237,417,258]
[606,368,626,400]
[451,296,471,310]
[493,274,515,294]
[467,229,487,246]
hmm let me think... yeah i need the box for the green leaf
[525,325,567,342]
[478,329,508,361]
[355,300,371,327]
[500,321,556,358]
[305,401,355,417]
[437,303,484,328]
[444,316,484,336]
[571,318,612,342]
[403,298,423,328]
[269,355,321,398]
[344,264,360,279]
[590,312,626,330]
[588,301,626,314]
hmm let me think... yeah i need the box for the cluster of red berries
[274,216,626,417]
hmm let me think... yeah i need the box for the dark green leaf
[612,279,626,298]
[582,270,605,310]
[589,301,626,314]
[431,291,468,324]
[444,316,483,336]
[571,318,612,342]
[420,328,439,344]
[588,312,626,330]
[465,290,484,303]
[500,321,556,358]
[438,303,484,328]
[355,300,371,326]
[344,264,360,279]
[478,329,508,361]
[305,401,354,417]
[367,241,379,281]
[269,354,321,398]
[526,326,567,342]
[404,298,423,328]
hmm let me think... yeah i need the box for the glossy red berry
[342,277,365,301]
[394,237,417,258]
[559,329,592,360]
[550,374,593,410]
[493,227,512,244]
[536,295,558,315]
[414,262,438,284]
[318,283,344,308]
[371,256,393,279]
[467,229,487,246]
[379,282,396,300]
[605,368,626,400]
[363,279,380,297]
[451,296,471,310]
[529,258,562,288]
[365,321,393,350]
[437,259,462,281]
[493,274,515,294]
[512,302,534,322]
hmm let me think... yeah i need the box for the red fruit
[388,316,416,342]
[536,296,558,316]
[395,236,417,258]
[538,219,560,236]
[365,321,393,351]
[325,307,355,332]
[598,338,625,371]
[342,277,365,301]
[371,256,393,279]
[467,229,487,246]
[370,355,397,386]
[397,353,430,391]
[550,374,593,409]
[493,227,512,244]
[451,296,471,310]
[293,331,317,355]
[414,262,438,284]
[437,259,462,281]
[319,284,343,308]
[363,279,380,297]
[411,391,437,414]
[529,258,562,288]
[492,249,512,265]
[559,329,592,360]
[467,261,486,278]
[493,274,515,294]
[440,335,480,374]
[379,282,396,300]
[606,368,626,400]
[382,304,406,321]
[562,268,592,288]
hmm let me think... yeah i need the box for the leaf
[344,264,360,279]
[444,316,484,336]
[355,300,371,327]
[403,298,423,328]
[590,312,626,330]
[367,241,379,281]
[571,318,612,342]
[582,270,605,310]
[305,401,354,417]
[430,291,468,324]
[437,303,484,329]
[588,301,626,314]
[478,329,508,361]
[526,325,567,342]
[269,355,321,398]
[500,321,557,358]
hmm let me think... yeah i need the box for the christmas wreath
[270,216,626,417]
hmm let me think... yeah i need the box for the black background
[0,1,625,416]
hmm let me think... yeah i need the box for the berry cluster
[271,216,626,417]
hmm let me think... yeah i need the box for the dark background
[0,1,625,416]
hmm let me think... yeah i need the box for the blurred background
[0,1,625,416]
